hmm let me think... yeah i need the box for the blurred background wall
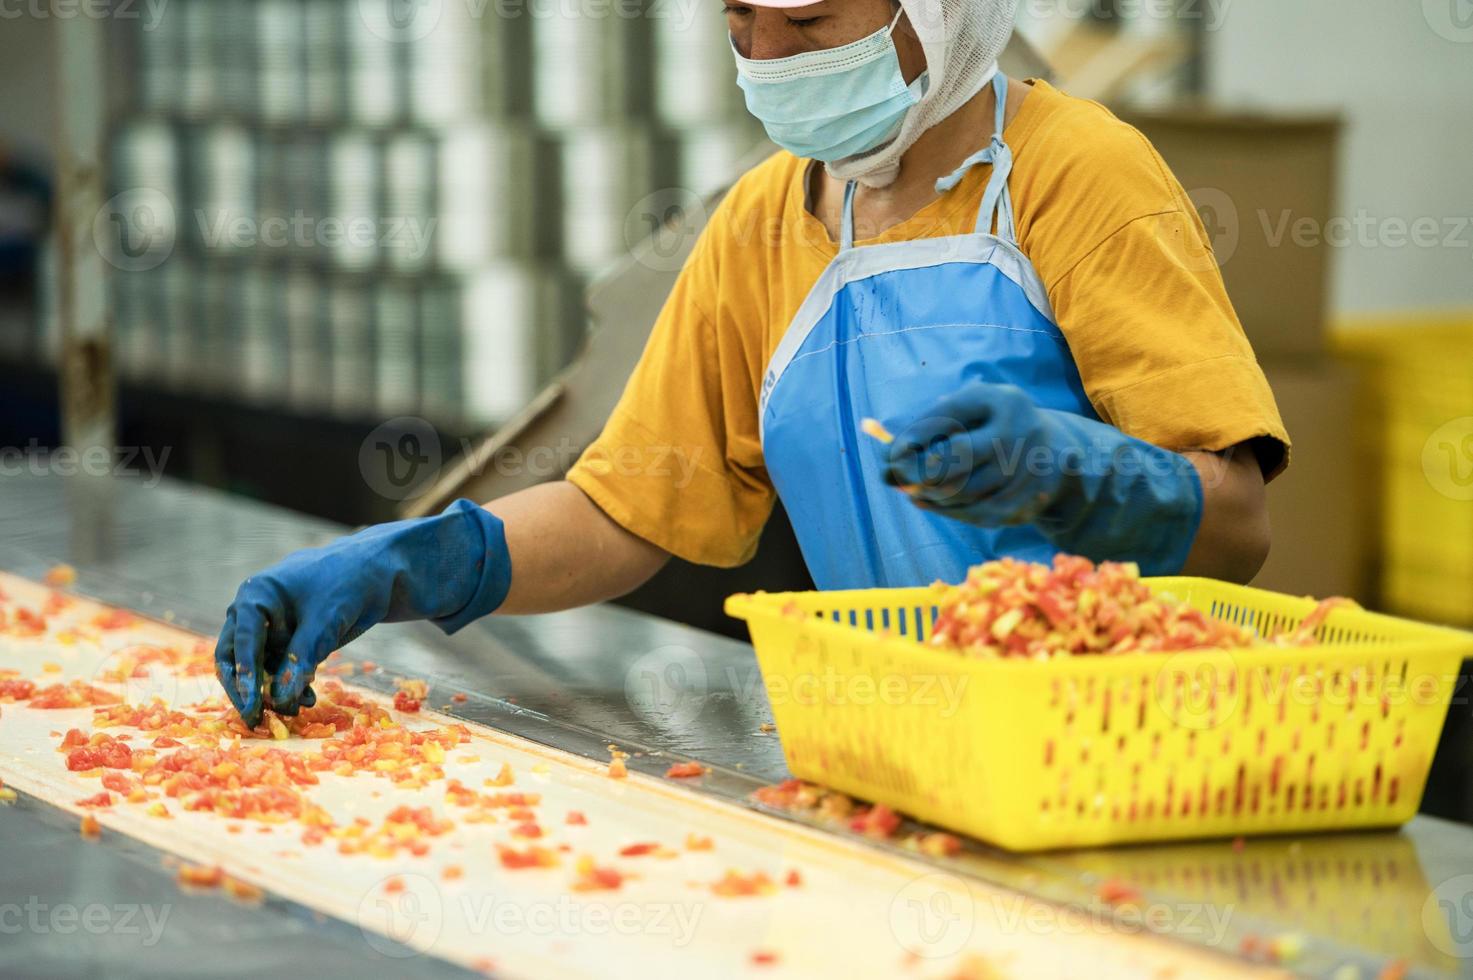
[1205,0,1473,315]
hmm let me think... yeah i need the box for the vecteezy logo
[1154,649,1241,732]
[1424,0,1473,42]
[623,645,709,728]
[1423,417,1473,502]
[93,188,176,272]
[1422,873,1473,957]
[358,417,443,501]
[625,188,707,273]
[358,873,443,957]
[1178,186,1239,270]
[358,0,443,43]
[889,872,975,959]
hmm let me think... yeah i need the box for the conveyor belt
[1,470,1470,979]
[0,572,1268,979]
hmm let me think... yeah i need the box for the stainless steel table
[3,470,1471,979]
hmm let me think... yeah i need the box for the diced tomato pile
[849,804,901,839]
[930,555,1347,659]
[65,732,133,771]
[929,556,1258,659]
[0,677,36,701]
[753,778,968,856]
[3,606,49,637]
[753,779,856,822]
[29,680,122,709]
[335,806,454,859]
[3,580,840,970]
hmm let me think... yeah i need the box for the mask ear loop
[885,4,905,36]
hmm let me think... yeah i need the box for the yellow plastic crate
[1333,314,1473,626]
[726,578,1471,851]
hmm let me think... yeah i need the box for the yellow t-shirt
[568,80,1290,569]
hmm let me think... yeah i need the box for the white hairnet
[827,0,1018,188]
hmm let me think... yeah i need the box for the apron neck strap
[933,71,1017,244]
[839,179,859,251]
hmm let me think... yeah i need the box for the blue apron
[760,73,1101,591]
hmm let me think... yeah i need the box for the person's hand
[882,381,1203,574]
[214,499,511,727]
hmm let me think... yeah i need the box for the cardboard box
[1120,109,1341,358]
[1251,360,1370,602]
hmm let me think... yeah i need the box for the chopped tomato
[93,609,137,630]
[849,804,902,839]
[928,555,1282,659]
[178,864,226,889]
[66,735,132,771]
[566,810,588,826]
[497,844,559,870]
[223,876,265,904]
[1097,878,1143,906]
[711,870,776,897]
[572,856,624,892]
[76,791,114,808]
[0,678,36,701]
[664,761,708,779]
[29,680,121,709]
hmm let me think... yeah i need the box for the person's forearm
[484,481,670,615]
[1179,447,1271,584]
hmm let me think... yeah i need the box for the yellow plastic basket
[726,578,1472,851]
[1333,314,1473,627]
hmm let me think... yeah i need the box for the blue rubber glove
[214,499,512,727]
[883,382,1203,575]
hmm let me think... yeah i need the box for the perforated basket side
[726,581,1470,850]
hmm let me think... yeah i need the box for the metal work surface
[2,470,1472,978]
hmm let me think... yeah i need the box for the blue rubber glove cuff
[428,499,514,634]
[1029,413,1204,575]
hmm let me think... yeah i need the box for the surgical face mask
[733,7,926,163]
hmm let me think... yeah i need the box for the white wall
[1207,0,1473,317]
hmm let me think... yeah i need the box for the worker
[217,0,1289,726]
